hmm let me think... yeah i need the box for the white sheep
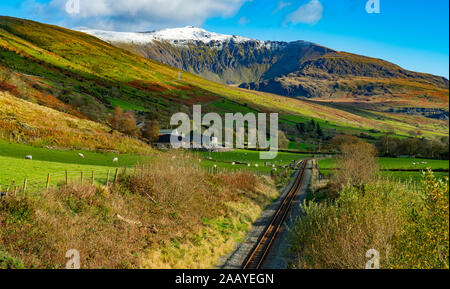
[232,162,236,165]
[78,153,85,158]
[25,155,32,160]
[113,157,119,162]
[255,164,259,167]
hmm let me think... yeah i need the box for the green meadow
[318,157,449,182]
[0,140,149,188]
[196,149,311,173]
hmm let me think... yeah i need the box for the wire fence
[0,154,304,198]
[0,167,128,196]
[0,162,282,197]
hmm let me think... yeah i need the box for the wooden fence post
[91,171,95,184]
[81,171,84,185]
[113,168,119,184]
[106,169,111,187]
[23,179,27,193]
[11,181,15,196]
[65,169,68,185]
[46,174,50,192]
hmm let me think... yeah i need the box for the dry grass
[0,91,152,154]
[0,151,278,269]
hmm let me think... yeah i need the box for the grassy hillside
[0,91,151,153]
[0,16,448,142]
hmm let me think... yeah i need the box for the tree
[335,140,379,189]
[110,106,123,131]
[329,135,362,152]
[278,130,290,149]
[143,120,160,143]
[316,123,323,138]
[297,123,306,135]
[309,119,316,132]
[121,111,140,137]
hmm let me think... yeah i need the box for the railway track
[242,160,309,269]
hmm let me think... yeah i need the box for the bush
[109,106,140,137]
[391,170,449,269]
[334,139,379,189]
[142,120,160,143]
[289,171,449,269]
[0,250,25,269]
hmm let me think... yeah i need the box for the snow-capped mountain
[77,26,325,85]
[78,26,259,46]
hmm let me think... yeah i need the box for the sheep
[248,164,251,167]
[255,164,259,168]
[25,155,32,160]
[113,157,119,162]
[78,153,85,158]
[232,162,236,165]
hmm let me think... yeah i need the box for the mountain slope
[0,91,151,153]
[0,16,448,140]
[80,26,335,85]
[82,26,449,119]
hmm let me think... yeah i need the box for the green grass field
[318,157,449,182]
[196,149,311,173]
[381,171,449,182]
[0,140,310,189]
[0,155,114,189]
[0,140,150,188]
[0,140,145,167]
[319,157,449,171]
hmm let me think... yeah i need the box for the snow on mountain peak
[78,26,256,45]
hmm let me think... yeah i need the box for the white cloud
[273,1,291,14]
[24,0,250,31]
[284,0,323,25]
[238,16,250,25]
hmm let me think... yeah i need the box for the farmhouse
[153,129,219,150]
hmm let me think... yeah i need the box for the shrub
[289,171,449,269]
[109,106,140,137]
[278,130,290,149]
[391,170,449,269]
[0,250,25,269]
[142,119,160,143]
[334,139,379,190]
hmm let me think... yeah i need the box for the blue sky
[1,0,449,77]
